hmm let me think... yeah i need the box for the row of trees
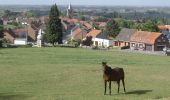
[104,18,160,38]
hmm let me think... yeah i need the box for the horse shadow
[125,90,153,95]
[0,93,31,100]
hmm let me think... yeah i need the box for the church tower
[67,3,73,18]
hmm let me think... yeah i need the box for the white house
[86,29,113,48]
[93,38,113,48]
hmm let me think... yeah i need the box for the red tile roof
[130,31,162,44]
[86,29,102,38]
[72,27,87,40]
[80,21,93,29]
[158,25,170,30]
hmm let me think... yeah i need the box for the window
[131,43,135,47]
[139,44,143,49]
[157,39,161,42]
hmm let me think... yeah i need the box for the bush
[55,44,76,48]
[4,44,33,48]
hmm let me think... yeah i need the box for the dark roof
[116,28,137,42]
[5,29,27,38]
[96,32,108,39]
[162,31,170,39]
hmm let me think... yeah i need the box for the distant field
[0,47,170,100]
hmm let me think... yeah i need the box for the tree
[4,10,11,17]
[142,20,159,32]
[0,25,4,47]
[117,19,134,29]
[105,19,120,38]
[45,4,63,45]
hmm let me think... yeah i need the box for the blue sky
[0,0,169,6]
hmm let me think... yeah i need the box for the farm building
[130,31,169,51]
[115,28,137,47]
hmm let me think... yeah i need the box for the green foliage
[117,19,134,28]
[25,11,35,17]
[105,19,120,38]
[67,38,81,47]
[0,25,3,38]
[132,23,143,30]
[9,21,19,26]
[92,23,99,30]
[95,16,108,22]
[4,10,20,20]
[45,4,63,45]
[4,10,11,17]
[116,19,160,32]
[79,15,86,21]
[0,25,4,47]
[142,20,159,32]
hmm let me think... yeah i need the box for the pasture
[0,47,170,100]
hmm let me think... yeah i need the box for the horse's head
[102,62,107,71]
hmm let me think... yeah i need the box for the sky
[0,0,169,7]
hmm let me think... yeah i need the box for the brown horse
[102,62,126,95]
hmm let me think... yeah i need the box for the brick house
[115,28,137,47]
[4,29,27,45]
[130,31,169,51]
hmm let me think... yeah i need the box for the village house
[4,28,28,45]
[158,25,170,32]
[0,19,3,25]
[158,25,170,42]
[115,28,137,47]
[130,31,169,51]
[61,17,94,44]
[27,20,43,43]
[71,26,88,40]
[86,29,113,47]
[2,17,9,25]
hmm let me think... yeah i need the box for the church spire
[67,3,73,18]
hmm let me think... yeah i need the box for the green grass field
[0,47,170,100]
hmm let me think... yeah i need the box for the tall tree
[105,19,120,38]
[0,25,4,47]
[45,4,63,45]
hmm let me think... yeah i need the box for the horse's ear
[102,62,107,65]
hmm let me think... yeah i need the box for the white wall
[14,39,27,45]
[93,38,113,47]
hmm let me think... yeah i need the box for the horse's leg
[122,79,126,93]
[109,81,111,95]
[117,80,120,93]
[104,81,107,95]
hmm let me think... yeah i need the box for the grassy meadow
[0,47,170,100]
